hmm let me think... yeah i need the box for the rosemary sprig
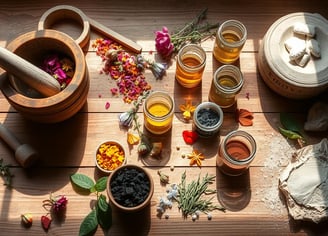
[176,171,225,218]
[0,158,13,187]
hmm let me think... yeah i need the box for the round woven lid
[264,12,328,88]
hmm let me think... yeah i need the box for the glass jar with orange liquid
[175,44,206,88]
[209,65,244,108]
[143,91,174,134]
[213,20,247,64]
[217,130,256,176]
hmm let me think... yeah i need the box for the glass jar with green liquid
[209,65,244,108]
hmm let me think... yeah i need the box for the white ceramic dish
[258,12,328,99]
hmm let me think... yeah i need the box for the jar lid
[263,12,328,87]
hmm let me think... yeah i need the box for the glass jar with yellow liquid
[209,65,244,108]
[143,91,174,135]
[213,20,247,64]
[175,44,206,88]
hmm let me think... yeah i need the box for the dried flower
[155,26,174,59]
[166,184,178,201]
[21,213,33,227]
[43,193,68,214]
[119,110,135,128]
[186,149,205,167]
[41,54,74,89]
[155,8,219,59]
[158,170,169,184]
[150,142,163,158]
[148,61,167,79]
[92,39,152,103]
[127,132,140,145]
[179,99,196,121]
[0,158,13,186]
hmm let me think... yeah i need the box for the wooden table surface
[0,0,328,235]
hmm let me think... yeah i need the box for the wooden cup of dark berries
[106,164,154,212]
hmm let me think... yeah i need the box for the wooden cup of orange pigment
[216,130,256,176]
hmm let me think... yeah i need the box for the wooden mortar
[0,29,89,123]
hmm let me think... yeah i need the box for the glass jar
[209,65,244,108]
[217,130,256,176]
[175,44,206,88]
[193,102,223,138]
[143,91,174,135]
[213,20,247,64]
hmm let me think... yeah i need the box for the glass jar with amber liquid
[143,91,174,135]
[213,20,247,64]
[209,65,244,108]
[217,130,256,176]
[175,44,206,88]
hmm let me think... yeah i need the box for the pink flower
[52,195,68,213]
[155,27,174,58]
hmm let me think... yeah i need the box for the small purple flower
[155,27,174,58]
[52,195,68,213]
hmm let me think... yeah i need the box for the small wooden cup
[107,164,154,212]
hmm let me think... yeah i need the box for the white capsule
[293,22,315,37]
[307,39,321,58]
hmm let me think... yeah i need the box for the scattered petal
[236,108,253,126]
[127,132,140,145]
[41,215,52,231]
[182,130,198,145]
[105,102,110,110]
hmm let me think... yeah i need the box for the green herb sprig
[70,173,112,236]
[176,171,225,218]
[171,8,220,53]
[0,158,13,187]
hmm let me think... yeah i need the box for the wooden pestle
[0,47,61,97]
[0,123,38,168]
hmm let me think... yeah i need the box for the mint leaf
[79,209,98,236]
[94,176,108,192]
[70,173,95,191]
[97,194,112,230]
[279,127,303,140]
[280,113,303,134]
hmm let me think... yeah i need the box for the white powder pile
[256,133,296,215]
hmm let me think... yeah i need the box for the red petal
[182,130,198,144]
[41,215,52,231]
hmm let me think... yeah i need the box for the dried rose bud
[157,170,169,184]
[41,215,52,231]
[21,213,33,227]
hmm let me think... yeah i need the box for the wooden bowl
[258,12,328,99]
[95,141,126,174]
[106,164,154,212]
[0,29,89,123]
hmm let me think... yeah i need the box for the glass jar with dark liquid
[217,130,256,176]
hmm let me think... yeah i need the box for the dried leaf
[236,108,253,126]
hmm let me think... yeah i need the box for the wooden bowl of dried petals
[0,29,89,123]
[95,141,126,174]
[258,12,328,99]
[106,164,154,212]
